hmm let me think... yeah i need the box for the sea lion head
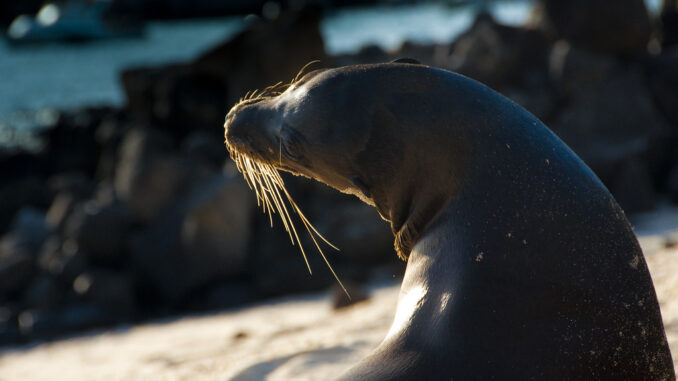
[225,66,375,203]
[224,62,470,260]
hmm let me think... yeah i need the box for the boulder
[129,174,254,303]
[63,199,131,266]
[609,159,657,215]
[548,44,673,212]
[644,49,678,126]
[194,6,327,103]
[72,270,135,319]
[330,44,391,67]
[17,304,114,339]
[37,236,88,285]
[121,6,327,141]
[314,201,393,266]
[37,107,114,178]
[47,172,94,200]
[45,193,77,232]
[8,207,49,255]
[446,12,551,89]
[535,0,651,56]
[114,128,211,222]
[249,179,375,297]
[331,280,368,309]
[21,275,65,310]
[0,305,20,345]
[661,0,678,48]
[199,281,255,311]
[0,176,50,235]
[250,211,336,297]
[0,246,35,301]
[181,130,228,169]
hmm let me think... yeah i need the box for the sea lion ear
[390,58,421,65]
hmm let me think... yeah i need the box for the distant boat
[6,0,144,45]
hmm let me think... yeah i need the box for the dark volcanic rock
[609,159,658,215]
[47,172,94,200]
[17,304,113,339]
[121,63,229,139]
[316,201,393,266]
[45,193,78,232]
[446,12,551,89]
[121,6,327,141]
[535,0,651,56]
[331,44,391,67]
[38,107,114,178]
[332,280,368,309]
[114,128,210,222]
[644,49,678,126]
[37,236,88,285]
[249,180,375,297]
[182,131,228,169]
[8,207,49,255]
[0,249,35,301]
[22,275,65,310]
[0,176,50,235]
[73,270,135,318]
[63,199,131,266]
[0,305,20,345]
[0,208,50,300]
[548,44,673,212]
[194,6,327,102]
[130,174,254,303]
[199,282,255,311]
[661,0,678,48]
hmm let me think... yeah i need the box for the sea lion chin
[224,62,675,380]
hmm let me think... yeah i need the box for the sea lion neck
[354,94,473,261]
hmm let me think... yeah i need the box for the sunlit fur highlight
[225,61,350,298]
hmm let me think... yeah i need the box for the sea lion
[224,62,675,380]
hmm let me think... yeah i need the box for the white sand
[1,208,678,381]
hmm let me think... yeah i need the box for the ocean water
[0,0,663,133]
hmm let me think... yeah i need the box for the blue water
[0,0,663,133]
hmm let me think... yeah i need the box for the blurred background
[0,0,677,347]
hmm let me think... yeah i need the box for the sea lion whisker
[255,164,278,227]
[264,166,301,247]
[263,166,346,295]
[271,170,340,251]
[244,159,264,207]
[261,169,294,235]
[293,60,321,84]
[263,81,284,97]
[238,157,255,191]
[260,164,313,273]
[289,193,349,299]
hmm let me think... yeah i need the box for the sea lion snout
[224,101,279,162]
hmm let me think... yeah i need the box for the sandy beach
[1,207,677,381]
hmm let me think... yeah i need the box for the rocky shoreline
[1,0,678,345]
[0,214,676,380]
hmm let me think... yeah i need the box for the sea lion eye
[281,139,301,160]
[280,123,304,160]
